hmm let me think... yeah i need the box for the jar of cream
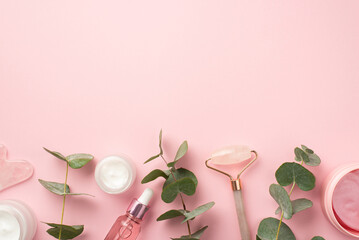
[322,163,359,238]
[0,199,37,240]
[95,154,136,194]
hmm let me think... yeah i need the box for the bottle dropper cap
[127,188,154,220]
[138,188,153,206]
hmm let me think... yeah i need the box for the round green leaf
[275,162,315,191]
[269,184,292,219]
[257,217,296,240]
[294,147,309,163]
[66,153,93,169]
[163,168,198,189]
[306,153,321,166]
[161,177,196,203]
[311,237,325,240]
[301,145,314,154]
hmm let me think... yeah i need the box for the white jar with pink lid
[322,163,359,238]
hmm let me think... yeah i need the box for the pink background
[1,0,359,239]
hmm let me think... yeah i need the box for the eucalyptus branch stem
[160,155,192,237]
[59,162,69,240]
[275,160,303,240]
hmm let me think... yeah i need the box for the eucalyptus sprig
[256,145,325,240]
[39,148,94,240]
[142,130,215,240]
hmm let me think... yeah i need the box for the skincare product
[323,163,359,238]
[0,144,34,192]
[205,145,258,240]
[95,154,136,194]
[104,188,153,240]
[0,200,37,240]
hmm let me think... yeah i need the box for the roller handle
[233,190,251,240]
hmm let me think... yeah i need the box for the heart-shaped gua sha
[0,144,34,192]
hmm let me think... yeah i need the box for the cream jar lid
[95,154,136,194]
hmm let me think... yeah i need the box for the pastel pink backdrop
[1,0,359,239]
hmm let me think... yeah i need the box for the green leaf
[159,129,163,155]
[257,217,296,240]
[306,153,321,167]
[43,147,67,161]
[163,168,198,189]
[39,179,70,196]
[142,169,169,184]
[311,237,325,240]
[161,178,196,203]
[157,209,186,221]
[182,202,215,223]
[66,153,93,169]
[294,147,309,163]
[175,141,188,161]
[301,145,314,154]
[144,153,160,164]
[44,223,84,239]
[269,184,292,219]
[275,162,316,191]
[299,145,321,166]
[173,226,208,239]
[275,198,313,215]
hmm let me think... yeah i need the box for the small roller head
[211,145,252,165]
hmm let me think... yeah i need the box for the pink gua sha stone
[332,169,359,232]
[211,145,252,165]
[0,144,34,192]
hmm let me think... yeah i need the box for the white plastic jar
[95,154,136,194]
[0,200,37,240]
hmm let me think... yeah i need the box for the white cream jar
[95,154,136,194]
[0,200,37,240]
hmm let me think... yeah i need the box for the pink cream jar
[322,163,359,238]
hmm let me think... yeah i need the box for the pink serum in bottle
[104,188,153,240]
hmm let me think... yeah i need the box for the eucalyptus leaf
[175,141,188,161]
[294,147,309,163]
[39,179,70,196]
[163,168,198,189]
[157,209,186,221]
[257,217,296,240]
[161,178,196,203]
[142,169,169,184]
[43,148,67,161]
[144,153,160,164]
[275,162,315,191]
[269,184,292,219]
[174,226,208,239]
[275,198,313,215]
[66,153,93,169]
[44,223,84,239]
[182,202,215,223]
[301,145,314,154]
[306,153,321,167]
[311,237,325,240]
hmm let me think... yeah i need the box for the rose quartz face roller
[205,145,258,240]
[0,144,34,192]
